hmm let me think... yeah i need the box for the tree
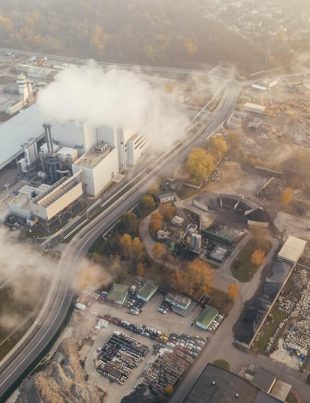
[132,237,144,263]
[90,25,109,52]
[281,187,293,206]
[210,135,228,161]
[184,39,198,55]
[228,283,240,299]
[164,384,174,396]
[0,16,14,31]
[186,148,214,182]
[159,203,175,221]
[120,212,138,235]
[149,212,163,233]
[152,242,166,261]
[171,259,214,300]
[137,262,145,277]
[251,249,266,267]
[120,233,133,260]
[140,194,156,211]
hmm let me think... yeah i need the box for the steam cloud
[38,61,190,149]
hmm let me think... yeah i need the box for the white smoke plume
[38,61,190,149]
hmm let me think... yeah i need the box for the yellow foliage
[281,187,293,206]
[228,283,240,298]
[149,212,163,233]
[186,148,214,182]
[0,15,14,31]
[250,249,265,267]
[184,39,198,55]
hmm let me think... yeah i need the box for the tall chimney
[43,123,51,154]
[47,123,54,154]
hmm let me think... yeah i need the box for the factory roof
[195,305,218,328]
[73,142,113,169]
[183,364,255,403]
[107,283,128,305]
[0,104,46,170]
[243,103,266,113]
[137,281,158,302]
[252,368,276,392]
[57,147,78,158]
[183,364,284,403]
[277,235,307,264]
[32,175,81,208]
[165,293,192,310]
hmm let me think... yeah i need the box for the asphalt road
[0,83,240,401]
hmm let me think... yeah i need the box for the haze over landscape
[0,1,309,403]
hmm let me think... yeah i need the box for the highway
[0,83,240,401]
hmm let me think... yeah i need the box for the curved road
[0,84,240,401]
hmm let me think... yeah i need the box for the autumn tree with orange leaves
[228,283,240,299]
[152,242,167,261]
[170,259,214,300]
[149,212,163,233]
[250,249,266,267]
[281,187,293,206]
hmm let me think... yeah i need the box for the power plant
[0,102,148,229]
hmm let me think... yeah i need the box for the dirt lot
[74,294,208,403]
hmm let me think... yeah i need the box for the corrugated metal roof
[277,236,307,264]
[0,104,46,169]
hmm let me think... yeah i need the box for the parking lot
[75,292,210,403]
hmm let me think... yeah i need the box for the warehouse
[195,306,218,330]
[107,284,129,305]
[182,364,284,403]
[136,281,158,302]
[29,173,83,221]
[277,235,307,264]
[243,102,266,114]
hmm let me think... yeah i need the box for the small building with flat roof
[107,283,128,305]
[195,306,218,330]
[137,281,158,302]
[165,293,192,311]
[243,102,266,114]
[277,235,306,264]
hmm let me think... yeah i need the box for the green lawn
[213,359,230,370]
[231,238,271,282]
[252,305,287,354]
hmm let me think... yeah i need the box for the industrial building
[29,173,83,222]
[107,284,129,305]
[243,102,266,114]
[182,364,284,403]
[195,306,219,330]
[0,94,148,227]
[277,235,307,264]
[72,142,119,197]
[136,281,158,302]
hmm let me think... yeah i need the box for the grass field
[231,238,272,282]
[252,304,287,355]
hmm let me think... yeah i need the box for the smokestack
[43,123,51,154]
[47,123,54,154]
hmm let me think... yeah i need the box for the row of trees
[185,135,228,183]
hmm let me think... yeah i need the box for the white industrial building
[72,142,119,197]
[277,236,307,264]
[243,102,266,114]
[29,173,83,221]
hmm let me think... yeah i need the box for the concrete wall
[73,147,119,197]
[30,181,83,220]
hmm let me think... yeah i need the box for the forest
[0,0,270,73]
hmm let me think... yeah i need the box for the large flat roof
[0,104,46,170]
[183,364,284,403]
[277,235,307,264]
[73,143,113,169]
